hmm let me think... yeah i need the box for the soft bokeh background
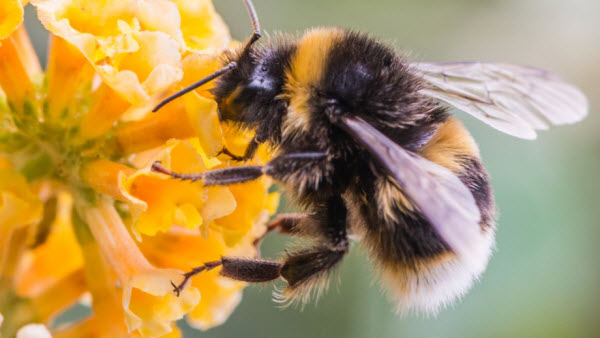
[25,0,599,337]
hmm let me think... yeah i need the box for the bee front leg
[216,146,245,162]
[151,162,264,185]
[217,137,260,162]
[151,152,328,186]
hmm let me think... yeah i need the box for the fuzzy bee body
[154,1,587,314]
[349,118,496,312]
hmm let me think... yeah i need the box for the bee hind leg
[277,246,348,304]
[172,257,284,296]
[173,196,349,306]
[172,246,348,300]
[276,195,349,304]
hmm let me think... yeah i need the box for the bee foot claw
[170,280,182,297]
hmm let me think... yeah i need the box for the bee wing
[339,116,482,259]
[410,62,588,139]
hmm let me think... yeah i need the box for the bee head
[212,46,292,125]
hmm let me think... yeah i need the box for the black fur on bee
[157,25,498,313]
[152,0,589,311]
[212,38,297,146]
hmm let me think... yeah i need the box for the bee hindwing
[339,116,482,260]
[410,62,588,139]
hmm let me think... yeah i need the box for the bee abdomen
[353,118,496,313]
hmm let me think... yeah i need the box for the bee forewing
[411,62,589,139]
[339,116,482,260]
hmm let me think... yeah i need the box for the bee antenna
[153,0,260,113]
[152,62,237,112]
[239,0,262,58]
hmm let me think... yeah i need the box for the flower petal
[123,268,199,337]
[0,25,41,114]
[116,53,225,156]
[119,139,236,237]
[80,198,201,337]
[212,178,273,246]
[0,167,42,251]
[171,0,230,53]
[187,276,242,330]
[138,229,250,331]
[0,0,26,41]
[115,99,197,155]
[33,0,183,108]
[16,192,84,297]
[180,53,224,156]
[30,270,87,322]
[45,35,95,124]
[52,317,133,338]
[80,160,135,201]
[73,213,133,337]
[79,83,131,141]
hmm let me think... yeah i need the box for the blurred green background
[25,0,599,337]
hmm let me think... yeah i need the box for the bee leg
[216,146,244,161]
[152,162,264,185]
[253,213,308,258]
[280,246,347,289]
[278,196,349,301]
[172,260,223,296]
[217,137,260,162]
[219,257,282,283]
[172,258,283,296]
[253,213,304,246]
[152,152,328,186]
[268,213,305,233]
[173,197,348,299]
[217,146,248,162]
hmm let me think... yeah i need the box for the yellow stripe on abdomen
[375,117,481,219]
[420,117,480,173]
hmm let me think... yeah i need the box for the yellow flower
[138,229,250,330]
[0,1,279,337]
[16,192,82,298]
[0,312,53,338]
[81,199,200,337]
[119,138,237,238]
[0,1,27,41]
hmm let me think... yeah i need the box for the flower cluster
[0,0,278,337]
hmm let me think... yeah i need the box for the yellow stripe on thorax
[281,28,343,136]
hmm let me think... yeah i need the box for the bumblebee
[152,0,588,312]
